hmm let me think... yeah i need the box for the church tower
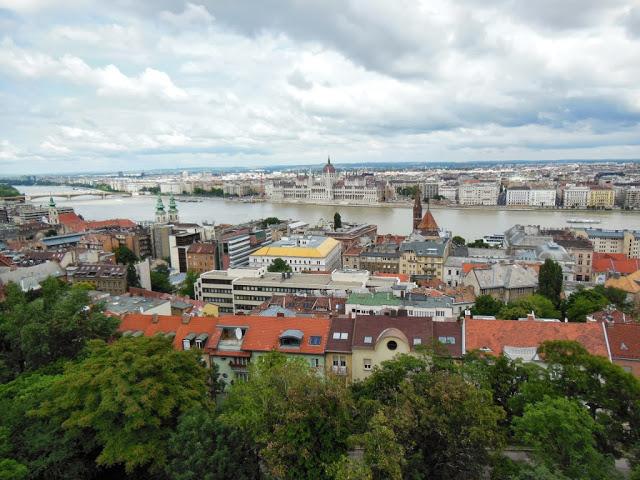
[168,194,179,223]
[48,196,59,225]
[412,188,422,230]
[155,195,168,224]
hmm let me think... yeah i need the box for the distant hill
[0,183,20,197]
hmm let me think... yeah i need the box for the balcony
[331,365,348,376]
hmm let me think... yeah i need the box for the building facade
[249,235,342,273]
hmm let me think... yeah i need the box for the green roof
[347,292,403,306]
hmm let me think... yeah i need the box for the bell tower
[155,195,168,224]
[168,194,179,223]
[412,187,422,230]
[48,196,59,225]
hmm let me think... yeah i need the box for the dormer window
[364,336,373,344]
[182,333,196,350]
[195,333,209,349]
[279,329,304,348]
[309,336,322,346]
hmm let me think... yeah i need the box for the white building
[506,187,556,207]
[563,185,589,208]
[439,184,458,202]
[249,235,342,272]
[266,158,386,205]
[458,183,499,206]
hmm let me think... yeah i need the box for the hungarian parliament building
[265,158,388,204]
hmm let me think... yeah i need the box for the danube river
[16,185,639,240]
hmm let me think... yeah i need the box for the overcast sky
[1,0,640,174]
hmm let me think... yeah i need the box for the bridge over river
[25,190,132,201]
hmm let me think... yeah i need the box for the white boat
[566,218,601,224]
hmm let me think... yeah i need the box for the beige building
[462,263,538,303]
[588,188,615,209]
[249,235,342,273]
[575,229,640,258]
[399,238,450,280]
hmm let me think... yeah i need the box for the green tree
[178,270,198,299]
[0,279,119,375]
[0,184,20,197]
[150,264,173,293]
[221,352,353,480]
[451,235,466,246]
[513,397,618,479]
[166,408,260,480]
[352,411,404,480]
[498,294,560,320]
[387,370,505,479]
[538,259,563,305]
[113,245,138,265]
[537,340,640,457]
[564,287,611,321]
[334,212,342,229]
[267,257,292,273]
[261,216,281,227]
[471,294,504,317]
[125,263,140,289]
[35,337,210,474]
[467,239,492,248]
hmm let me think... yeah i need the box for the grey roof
[280,329,304,340]
[535,242,572,263]
[400,240,447,257]
[470,263,538,290]
[584,229,626,239]
[41,233,85,247]
[0,261,65,291]
[102,295,170,314]
[466,248,509,259]
[258,305,296,317]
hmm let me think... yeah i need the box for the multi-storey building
[186,242,217,274]
[462,263,538,303]
[506,187,556,207]
[588,187,615,209]
[195,267,398,314]
[345,292,454,320]
[624,187,640,209]
[266,158,386,204]
[399,238,451,280]
[458,182,499,206]
[563,185,589,208]
[249,235,342,273]
[67,263,127,295]
[438,184,458,202]
[574,228,640,258]
[357,242,401,274]
[553,237,594,282]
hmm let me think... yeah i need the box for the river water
[16,185,638,240]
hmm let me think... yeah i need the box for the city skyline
[1,1,640,174]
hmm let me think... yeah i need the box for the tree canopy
[538,259,563,306]
[267,257,292,273]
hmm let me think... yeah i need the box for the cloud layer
[0,0,639,173]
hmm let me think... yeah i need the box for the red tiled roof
[118,313,220,350]
[58,212,87,232]
[592,253,640,275]
[211,315,331,355]
[373,272,410,282]
[465,319,610,358]
[0,254,14,267]
[462,263,489,274]
[606,323,640,360]
[416,210,438,233]
[87,219,137,229]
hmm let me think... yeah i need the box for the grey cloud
[287,69,313,90]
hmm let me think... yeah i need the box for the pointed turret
[155,195,168,223]
[416,198,440,239]
[168,194,179,223]
[48,196,56,208]
[48,195,59,225]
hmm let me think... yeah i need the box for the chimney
[526,310,535,321]
[464,309,471,320]
[181,313,191,324]
[151,313,159,324]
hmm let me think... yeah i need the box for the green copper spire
[48,195,56,208]
[168,194,178,212]
[155,195,165,213]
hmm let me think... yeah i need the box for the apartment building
[195,267,398,314]
[458,182,499,206]
[588,187,615,209]
[462,263,538,303]
[345,292,454,320]
[67,263,127,295]
[575,229,640,258]
[624,187,640,209]
[505,187,556,207]
[563,185,589,208]
[399,238,450,280]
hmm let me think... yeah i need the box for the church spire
[412,187,422,231]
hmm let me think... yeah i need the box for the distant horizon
[2,157,640,178]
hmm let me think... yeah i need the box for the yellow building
[399,238,450,280]
[588,188,615,209]
[335,316,462,382]
[249,235,342,272]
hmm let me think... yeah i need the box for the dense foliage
[0,184,20,197]
[538,259,563,306]
[0,279,638,479]
[267,257,292,273]
[150,264,173,293]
